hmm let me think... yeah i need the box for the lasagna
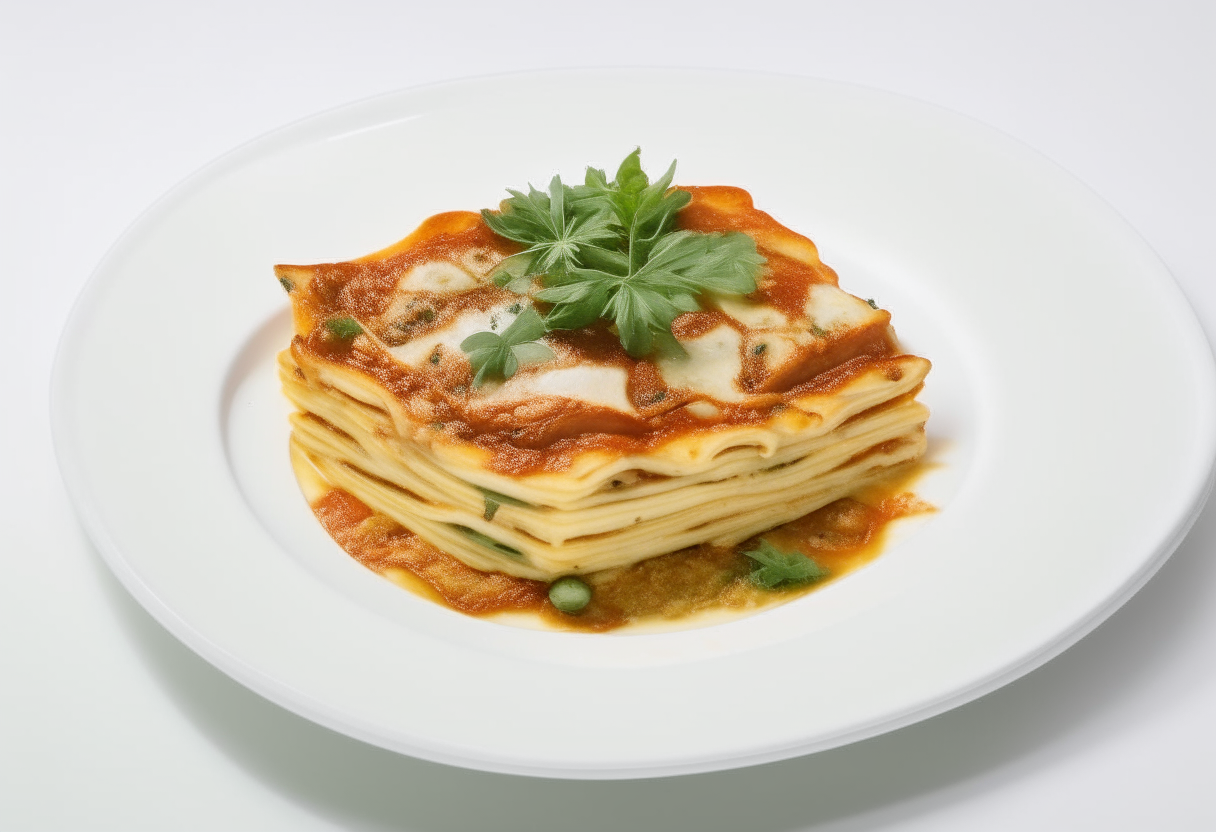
[277,160,930,628]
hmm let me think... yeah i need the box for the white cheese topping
[711,294,788,330]
[389,303,521,366]
[657,324,746,402]
[398,261,480,293]
[752,331,809,377]
[804,284,879,333]
[684,401,722,419]
[484,366,636,414]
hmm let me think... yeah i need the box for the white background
[3,1,1215,829]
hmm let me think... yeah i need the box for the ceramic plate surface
[52,70,1216,778]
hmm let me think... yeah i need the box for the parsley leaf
[572,149,652,224]
[571,149,690,267]
[742,540,829,590]
[482,176,618,280]
[474,151,766,360]
[638,230,765,296]
[459,306,554,386]
[538,230,761,358]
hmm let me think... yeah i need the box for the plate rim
[50,67,1216,779]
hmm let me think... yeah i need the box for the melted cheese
[804,284,880,333]
[752,331,812,377]
[276,186,930,590]
[388,303,522,366]
[484,366,635,414]
[398,261,479,293]
[711,294,788,330]
[277,186,913,471]
[658,324,746,402]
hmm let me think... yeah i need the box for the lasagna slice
[277,185,930,584]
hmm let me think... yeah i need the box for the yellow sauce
[310,465,932,632]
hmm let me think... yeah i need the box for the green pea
[548,576,591,613]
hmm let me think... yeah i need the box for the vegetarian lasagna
[277,152,931,629]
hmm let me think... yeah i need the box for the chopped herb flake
[753,342,767,356]
[453,525,525,560]
[278,276,294,292]
[475,486,531,508]
[866,298,879,309]
[429,349,441,365]
[325,317,363,339]
[477,486,530,522]
[742,540,829,590]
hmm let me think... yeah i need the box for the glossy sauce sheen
[311,471,932,632]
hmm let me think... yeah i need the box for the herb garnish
[742,540,829,590]
[459,306,555,386]
[325,317,363,340]
[463,150,766,381]
[453,525,526,560]
[482,175,618,280]
[476,486,531,522]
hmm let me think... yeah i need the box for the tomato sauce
[309,469,932,632]
[282,186,915,477]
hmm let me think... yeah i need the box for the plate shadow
[92,494,1216,832]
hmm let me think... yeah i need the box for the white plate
[52,70,1216,778]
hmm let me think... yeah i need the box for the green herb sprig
[742,540,829,590]
[458,306,554,387]
[463,150,766,383]
[543,228,764,357]
[482,176,618,281]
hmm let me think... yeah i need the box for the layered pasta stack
[277,186,930,583]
